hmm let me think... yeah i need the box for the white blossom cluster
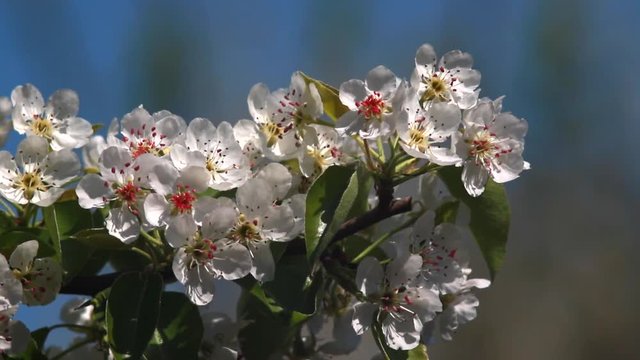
[0,43,529,356]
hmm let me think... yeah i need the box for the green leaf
[145,292,203,360]
[434,200,460,225]
[107,272,163,359]
[371,318,429,360]
[299,72,349,121]
[71,228,129,250]
[305,165,359,262]
[42,195,93,261]
[60,239,96,281]
[438,166,510,279]
[0,228,55,259]
[237,288,308,360]
[263,253,322,314]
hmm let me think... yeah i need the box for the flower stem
[50,337,96,360]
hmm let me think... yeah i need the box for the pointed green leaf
[299,72,349,121]
[107,272,163,359]
[438,166,510,279]
[42,194,93,261]
[145,292,203,359]
[305,165,358,262]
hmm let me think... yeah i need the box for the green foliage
[145,292,204,360]
[305,165,364,263]
[263,252,322,315]
[438,166,511,279]
[42,194,94,261]
[299,72,349,121]
[106,272,163,359]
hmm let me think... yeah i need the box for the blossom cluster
[0,43,528,358]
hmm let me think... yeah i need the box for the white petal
[9,240,38,272]
[441,50,474,69]
[23,257,62,305]
[365,65,399,99]
[461,162,489,197]
[491,112,528,139]
[351,302,377,335]
[339,79,367,109]
[236,178,273,217]
[106,207,140,244]
[261,205,295,242]
[201,206,237,239]
[16,136,48,169]
[165,214,197,248]
[212,241,252,280]
[185,265,216,306]
[185,117,216,151]
[249,241,274,283]
[415,44,438,67]
[254,163,292,200]
[355,257,383,297]
[382,315,422,350]
[11,84,44,132]
[76,174,113,209]
[386,253,422,289]
[143,193,170,227]
[194,196,236,226]
[51,116,93,150]
[98,146,134,184]
[43,149,80,186]
[177,165,210,193]
[148,161,179,195]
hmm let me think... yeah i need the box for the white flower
[351,256,441,350]
[401,212,468,294]
[247,72,323,159]
[337,66,401,139]
[76,146,161,243]
[410,44,481,110]
[109,106,186,159]
[395,86,462,165]
[298,125,351,178]
[143,161,209,245]
[169,210,251,305]
[0,298,30,356]
[435,277,490,341]
[82,135,107,169]
[0,96,13,148]
[0,136,80,207]
[170,119,250,191]
[0,240,62,305]
[452,97,529,197]
[10,84,92,150]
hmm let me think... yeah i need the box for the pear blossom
[170,119,250,191]
[351,256,441,350]
[395,86,462,165]
[10,84,92,150]
[435,276,490,341]
[410,44,481,110]
[0,240,62,305]
[76,146,160,243]
[452,97,529,196]
[247,72,323,159]
[109,106,186,159]
[0,298,30,356]
[337,66,401,139]
[169,204,252,305]
[143,161,210,245]
[0,136,80,207]
[298,125,351,178]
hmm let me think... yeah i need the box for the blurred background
[1,0,639,359]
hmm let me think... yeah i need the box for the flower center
[356,92,386,120]
[170,185,196,214]
[421,67,455,103]
[186,238,218,267]
[130,138,158,159]
[261,121,284,147]
[15,171,48,200]
[30,115,54,139]
[379,286,414,314]
[115,181,140,204]
[227,214,261,244]
[408,126,429,152]
[123,125,168,159]
[468,129,510,168]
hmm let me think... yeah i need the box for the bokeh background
[1,0,639,359]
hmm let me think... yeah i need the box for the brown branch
[60,268,176,296]
[329,196,413,245]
